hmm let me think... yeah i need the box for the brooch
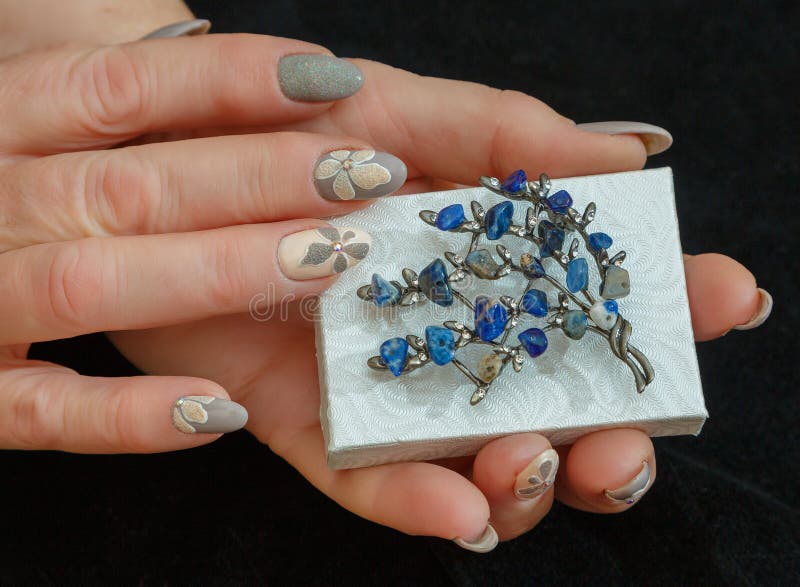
[357,171,655,405]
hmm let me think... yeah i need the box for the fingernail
[278,54,364,102]
[515,448,559,499]
[278,226,371,280]
[172,396,248,434]
[733,288,773,330]
[577,121,673,155]
[314,149,407,200]
[604,461,652,505]
[453,523,498,553]
[141,19,211,39]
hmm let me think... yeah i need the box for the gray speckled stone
[600,265,631,299]
[314,149,407,201]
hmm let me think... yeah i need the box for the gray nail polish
[576,121,673,155]
[278,55,364,102]
[141,19,211,40]
[314,149,407,200]
[453,523,498,553]
[734,288,773,330]
[604,461,652,505]
[515,448,559,499]
[172,396,248,434]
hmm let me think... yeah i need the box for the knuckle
[202,234,250,310]
[39,241,105,330]
[104,383,151,453]
[82,152,162,235]
[9,383,63,449]
[73,45,148,135]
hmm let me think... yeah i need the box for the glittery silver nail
[278,54,364,102]
[172,396,248,434]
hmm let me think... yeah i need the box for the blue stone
[371,273,400,307]
[500,169,527,193]
[566,258,589,293]
[600,265,630,299]
[425,325,456,365]
[465,249,502,279]
[520,254,546,279]
[518,328,548,358]
[547,190,573,214]
[521,289,548,317]
[474,296,509,341]
[435,203,466,230]
[538,220,565,258]
[418,258,453,307]
[380,337,408,376]
[484,201,514,240]
[588,232,613,252]
[562,310,588,340]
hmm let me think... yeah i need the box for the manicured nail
[577,121,673,155]
[604,461,651,505]
[172,396,248,434]
[278,226,371,280]
[453,523,498,553]
[733,288,773,330]
[141,19,211,39]
[314,149,407,200]
[278,54,363,102]
[515,448,559,499]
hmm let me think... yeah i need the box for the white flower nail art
[314,149,392,200]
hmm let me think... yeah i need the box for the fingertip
[473,433,553,501]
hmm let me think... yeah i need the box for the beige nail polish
[604,461,652,505]
[515,448,559,499]
[577,121,673,155]
[733,288,773,330]
[278,226,371,280]
[453,523,498,553]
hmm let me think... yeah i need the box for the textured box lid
[316,167,706,469]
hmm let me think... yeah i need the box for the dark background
[2,1,799,585]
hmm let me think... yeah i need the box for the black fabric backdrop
[2,1,799,585]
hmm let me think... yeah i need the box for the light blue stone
[566,258,589,293]
[371,273,400,307]
[484,201,514,240]
[520,254,546,279]
[465,249,502,279]
[547,190,573,214]
[435,203,466,230]
[588,232,613,252]
[562,310,588,340]
[418,258,453,306]
[474,296,509,341]
[380,337,408,376]
[501,169,527,193]
[600,265,630,300]
[538,220,565,258]
[518,328,548,357]
[521,289,548,317]
[425,325,456,365]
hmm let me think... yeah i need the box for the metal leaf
[609,251,627,266]
[418,210,437,225]
[444,251,464,267]
[367,356,387,370]
[356,284,373,301]
[448,269,466,282]
[479,176,501,191]
[444,320,466,332]
[583,202,596,225]
[496,244,512,261]
[400,291,419,306]
[569,238,580,258]
[526,208,537,229]
[470,200,485,220]
[406,335,426,350]
[470,388,488,406]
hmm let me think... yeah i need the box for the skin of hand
[0,2,769,550]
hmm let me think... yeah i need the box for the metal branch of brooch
[356,171,655,406]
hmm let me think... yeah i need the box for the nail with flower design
[314,149,407,201]
[278,226,372,280]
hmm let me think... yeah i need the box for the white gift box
[316,167,707,469]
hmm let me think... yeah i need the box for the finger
[0,221,371,345]
[555,428,655,513]
[0,133,406,251]
[266,424,496,552]
[284,59,652,181]
[0,34,363,155]
[471,433,557,540]
[683,253,772,341]
[0,365,247,452]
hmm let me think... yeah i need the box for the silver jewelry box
[316,167,706,469]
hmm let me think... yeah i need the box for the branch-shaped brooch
[357,171,655,405]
